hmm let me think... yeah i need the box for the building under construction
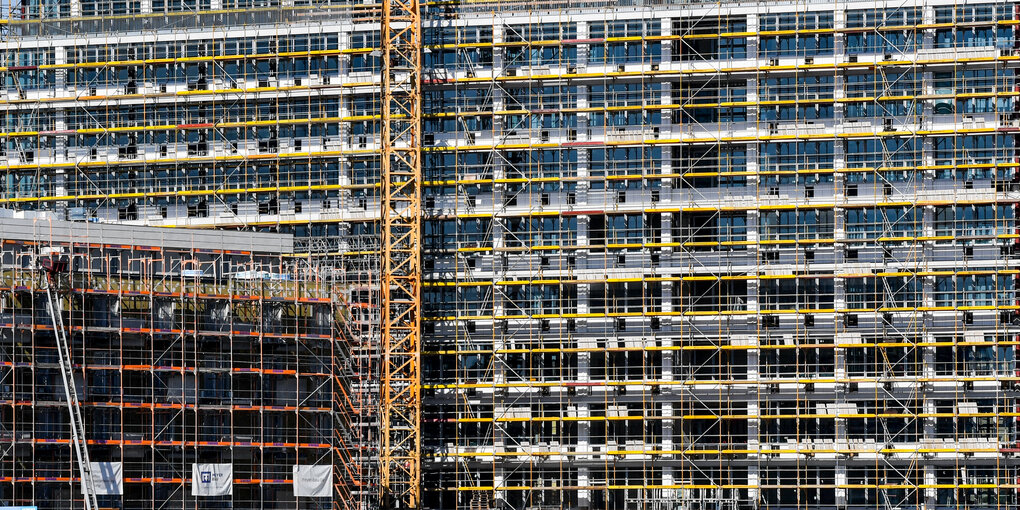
[3,0,1020,509]
[0,214,364,509]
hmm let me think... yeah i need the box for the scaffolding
[40,251,99,510]
[0,216,374,508]
[417,2,1020,510]
[3,0,1020,509]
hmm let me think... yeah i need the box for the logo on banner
[200,470,228,485]
[192,463,232,496]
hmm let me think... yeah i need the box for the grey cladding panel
[0,218,293,253]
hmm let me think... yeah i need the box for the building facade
[2,0,1020,509]
[0,215,355,509]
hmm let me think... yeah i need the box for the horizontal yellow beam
[449,412,1020,423]
[424,269,1018,287]
[440,447,1008,458]
[424,305,1020,321]
[449,483,1011,491]
[425,375,1020,390]
[0,147,381,173]
[429,340,1020,356]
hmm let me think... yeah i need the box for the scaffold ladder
[42,258,98,510]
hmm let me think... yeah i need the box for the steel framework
[379,0,423,507]
[42,260,98,510]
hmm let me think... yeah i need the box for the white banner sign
[293,465,332,498]
[191,463,232,496]
[87,462,123,495]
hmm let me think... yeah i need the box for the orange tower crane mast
[378,0,422,506]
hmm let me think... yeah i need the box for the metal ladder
[43,264,98,510]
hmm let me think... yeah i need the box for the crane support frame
[379,0,423,507]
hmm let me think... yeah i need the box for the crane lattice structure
[379,0,423,507]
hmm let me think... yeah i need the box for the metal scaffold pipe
[41,255,98,510]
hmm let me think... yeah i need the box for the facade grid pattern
[2,0,1020,509]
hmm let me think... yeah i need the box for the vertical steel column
[379,0,422,506]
